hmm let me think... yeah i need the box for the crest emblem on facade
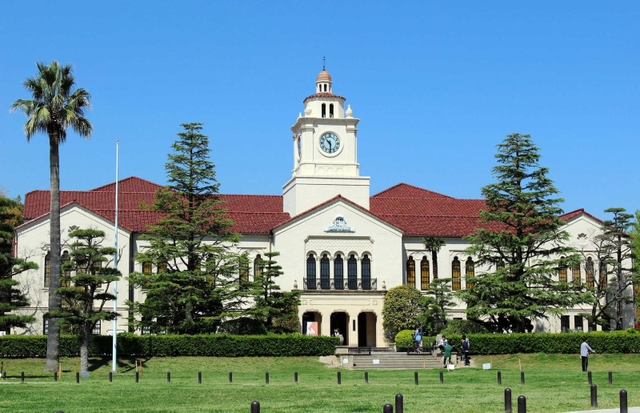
[324,215,355,233]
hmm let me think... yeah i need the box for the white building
[12,69,621,345]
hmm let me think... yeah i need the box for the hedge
[0,333,339,358]
[394,330,640,354]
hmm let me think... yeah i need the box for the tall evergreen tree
[248,251,301,333]
[129,123,248,334]
[49,228,120,376]
[11,61,92,371]
[459,133,590,332]
[630,210,640,325]
[418,278,454,335]
[0,196,38,333]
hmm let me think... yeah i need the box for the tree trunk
[80,323,90,376]
[45,136,61,372]
[431,251,438,279]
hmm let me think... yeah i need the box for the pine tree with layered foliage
[459,133,591,332]
[0,196,37,334]
[129,123,249,334]
[49,228,120,376]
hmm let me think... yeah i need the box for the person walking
[461,335,470,366]
[443,340,454,368]
[580,337,595,372]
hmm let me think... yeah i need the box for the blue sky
[1,1,638,219]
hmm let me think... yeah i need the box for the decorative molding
[324,215,355,233]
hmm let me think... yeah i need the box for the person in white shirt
[580,337,595,372]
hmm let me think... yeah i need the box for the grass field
[0,354,638,412]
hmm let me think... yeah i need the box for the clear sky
[1,1,638,219]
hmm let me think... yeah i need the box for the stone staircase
[332,348,473,370]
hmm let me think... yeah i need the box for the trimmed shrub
[0,334,339,358]
[395,330,414,351]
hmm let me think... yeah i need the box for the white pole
[112,140,119,372]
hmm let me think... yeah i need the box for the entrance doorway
[330,312,348,345]
[357,312,377,347]
[302,312,321,336]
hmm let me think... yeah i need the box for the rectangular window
[574,316,583,331]
[561,315,570,333]
[559,265,567,283]
[92,320,102,335]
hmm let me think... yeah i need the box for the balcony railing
[303,277,377,291]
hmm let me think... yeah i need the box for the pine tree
[0,196,37,333]
[129,123,249,334]
[248,252,301,333]
[459,133,590,332]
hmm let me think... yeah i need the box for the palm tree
[423,236,446,279]
[11,61,92,372]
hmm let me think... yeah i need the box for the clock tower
[283,68,371,216]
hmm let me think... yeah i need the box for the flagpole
[112,140,119,372]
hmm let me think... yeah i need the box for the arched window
[253,255,263,279]
[239,260,249,284]
[334,254,344,290]
[572,261,581,285]
[558,257,567,283]
[324,84,327,92]
[586,257,595,288]
[61,251,71,287]
[598,261,607,291]
[44,252,51,287]
[320,254,330,290]
[465,257,475,289]
[307,254,317,290]
[420,257,430,290]
[406,257,415,287]
[362,254,371,290]
[157,262,168,273]
[321,103,326,118]
[142,262,153,275]
[329,104,334,118]
[348,254,357,290]
[452,257,461,291]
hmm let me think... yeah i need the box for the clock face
[320,132,340,154]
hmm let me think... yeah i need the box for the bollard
[498,370,502,385]
[76,372,80,384]
[520,371,525,385]
[294,372,298,383]
[365,371,369,383]
[251,401,260,413]
[229,372,232,383]
[504,388,512,413]
[590,384,597,407]
[517,395,526,413]
[54,372,58,382]
[440,371,444,384]
[135,371,139,383]
[167,372,171,383]
[337,371,341,385]
[198,371,202,384]
[21,371,24,382]
[395,393,403,413]
[414,371,419,385]
[608,371,613,385]
[588,370,592,385]
[383,403,393,413]
[266,372,269,384]
[109,371,112,383]
[620,389,628,413]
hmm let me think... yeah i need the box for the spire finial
[322,56,326,70]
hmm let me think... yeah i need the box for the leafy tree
[49,228,120,376]
[11,61,92,371]
[459,133,590,332]
[382,285,424,339]
[0,196,38,333]
[418,278,454,335]
[248,251,301,333]
[578,208,638,331]
[129,123,248,334]
[630,210,640,324]
[423,236,445,279]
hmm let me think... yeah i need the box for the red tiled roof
[303,92,346,103]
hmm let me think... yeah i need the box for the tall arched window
[586,257,594,288]
[142,262,153,275]
[406,257,415,287]
[307,254,317,290]
[361,254,371,290]
[465,257,475,289]
[61,251,71,287]
[598,261,607,291]
[321,103,326,118]
[239,260,249,284]
[329,104,334,118]
[157,262,168,273]
[334,254,344,290]
[348,254,357,290]
[44,252,51,287]
[452,257,461,291]
[420,257,430,290]
[253,255,263,279]
[558,257,567,283]
[572,261,581,285]
[320,254,330,290]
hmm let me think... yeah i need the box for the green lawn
[0,354,638,412]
